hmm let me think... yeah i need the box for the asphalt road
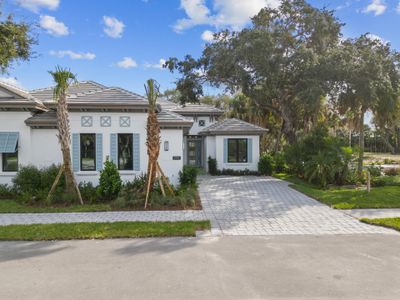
[1,235,400,299]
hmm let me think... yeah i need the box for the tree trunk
[273,120,284,153]
[281,105,296,144]
[357,109,365,175]
[57,90,83,204]
[348,130,352,147]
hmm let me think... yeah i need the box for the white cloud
[363,0,387,16]
[39,15,69,36]
[15,0,59,13]
[396,2,400,13]
[0,77,23,88]
[49,50,96,60]
[144,58,166,69]
[201,30,214,42]
[173,0,280,32]
[116,57,138,69]
[103,16,125,38]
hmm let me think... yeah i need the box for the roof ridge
[30,80,107,93]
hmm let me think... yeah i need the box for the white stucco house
[0,80,267,186]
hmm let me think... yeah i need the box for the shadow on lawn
[0,241,70,263]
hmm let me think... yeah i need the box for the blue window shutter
[247,138,253,163]
[72,133,80,172]
[223,138,228,163]
[110,133,117,164]
[133,133,140,171]
[96,133,103,171]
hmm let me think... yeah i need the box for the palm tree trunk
[57,90,83,204]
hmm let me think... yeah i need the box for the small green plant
[79,182,99,204]
[98,159,122,201]
[179,165,198,186]
[0,184,14,199]
[371,177,386,187]
[12,165,42,195]
[208,157,218,175]
[258,152,275,176]
[384,168,400,176]
[367,165,382,177]
[273,152,287,173]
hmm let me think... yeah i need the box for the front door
[187,138,202,167]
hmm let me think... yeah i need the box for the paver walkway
[199,176,397,236]
[0,211,207,226]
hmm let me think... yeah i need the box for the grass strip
[361,218,400,232]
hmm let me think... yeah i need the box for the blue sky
[2,0,400,95]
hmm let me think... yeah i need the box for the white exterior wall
[0,111,184,186]
[204,136,216,171]
[0,112,32,185]
[215,135,260,171]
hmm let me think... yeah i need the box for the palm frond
[48,66,77,102]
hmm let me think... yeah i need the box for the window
[2,151,18,172]
[80,134,96,171]
[118,134,133,170]
[164,141,169,151]
[198,120,206,127]
[228,139,248,163]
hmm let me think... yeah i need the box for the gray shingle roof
[157,110,193,128]
[198,118,268,136]
[30,81,106,102]
[0,81,46,110]
[171,103,224,115]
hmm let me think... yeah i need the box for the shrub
[273,152,287,173]
[179,165,198,186]
[366,165,382,177]
[79,182,99,204]
[0,184,15,199]
[284,125,354,187]
[208,157,218,175]
[12,165,42,195]
[114,174,147,208]
[258,153,275,175]
[384,168,400,176]
[98,159,122,201]
[371,177,386,187]
[219,168,259,176]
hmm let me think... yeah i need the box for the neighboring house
[0,81,266,186]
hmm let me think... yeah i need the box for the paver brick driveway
[199,176,396,236]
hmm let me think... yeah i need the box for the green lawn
[361,218,400,232]
[0,200,113,213]
[0,221,211,241]
[274,173,400,209]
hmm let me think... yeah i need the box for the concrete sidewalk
[1,235,400,299]
[0,210,207,226]
[344,208,400,219]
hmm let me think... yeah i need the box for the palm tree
[144,79,173,208]
[47,66,83,204]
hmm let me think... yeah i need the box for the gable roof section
[30,81,106,102]
[0,81,46,111]
[198,118,268,136]
[30,81,150,111]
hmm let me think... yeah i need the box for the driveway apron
[199,176,397,236]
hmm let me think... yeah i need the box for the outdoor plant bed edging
[0,220,211,241]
